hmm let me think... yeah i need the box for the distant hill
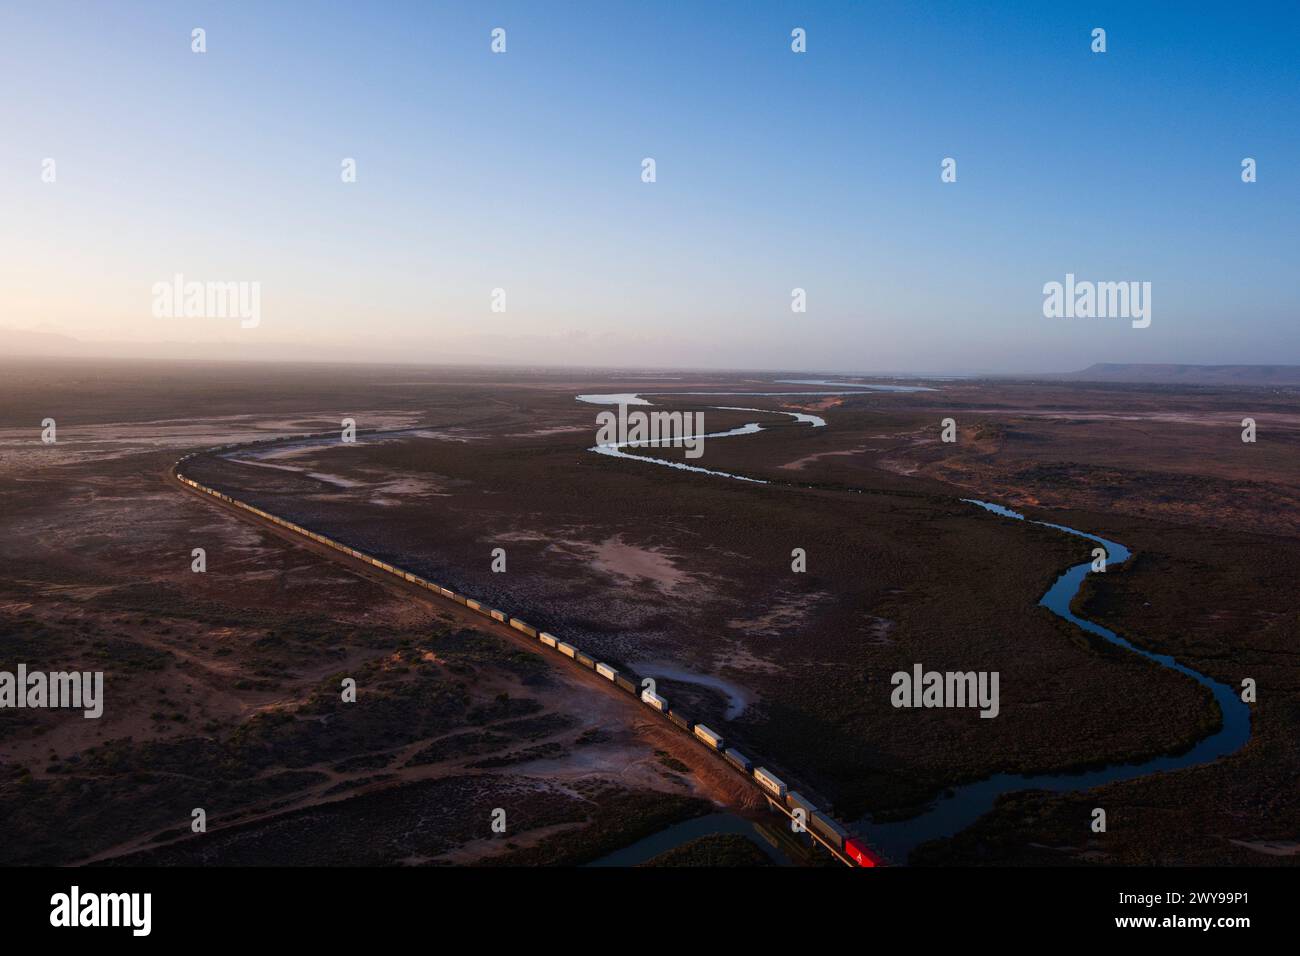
[1061,364,1300,386]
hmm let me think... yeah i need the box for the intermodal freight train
[172,460,885,868]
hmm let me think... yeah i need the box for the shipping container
[489,609,508,623]
[465,599,483,612]
[786,791,817,819]
[595,663,618,682]
[641,689,668,712]
[557,642,577,659]
[575,652,596,669]
[668,710,691,730]
[539,633,558,649]
[753,767,787,800]
[844,838,883,868]
[614,675,637,695]
[724,749,753,774]
[510,619,538,637]
[810,810,849,850]
[693,724,724,750]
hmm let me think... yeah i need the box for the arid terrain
[1,359,1296,866]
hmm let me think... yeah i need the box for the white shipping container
[595,663,618,682]
[693,724,724,750]
[753,767,787,798]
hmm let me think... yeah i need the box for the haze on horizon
[2,1,1297,375]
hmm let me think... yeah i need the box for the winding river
[576,385,1253,863]
[865,500,1251,861]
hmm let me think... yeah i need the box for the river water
[587,812,796,867]
[860,499,1251,861]
[575,386,1252,864]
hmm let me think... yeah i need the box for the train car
[556,642,577,659]
[539,633,558,649]
[438,587,456,599]
[844,837,883,868]
[753,767,787,800]
[810,810,849,850]
[613,675,637,696]
[724,748,753,774]
[403,572,417,583]
[595,663,618,682]
[786,791,817,819]
[693,724,724,751]
[641,689,668,712]
[509,619,538,638]
[465,598,484,612]
[667,710,691,731]
[575,652,596,670]
[452,593,469,606]
[489,609,508,623]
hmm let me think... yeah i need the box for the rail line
[169,450,883,868]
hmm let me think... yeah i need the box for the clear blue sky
[1,0,1296,373]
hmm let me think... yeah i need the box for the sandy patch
[779,446,869,471]
[726,590,830,637]
[589,535,693,593]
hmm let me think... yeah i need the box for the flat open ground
[1,359,1296,865]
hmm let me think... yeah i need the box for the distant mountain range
[1058,364,1300,386]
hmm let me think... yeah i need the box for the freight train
[172,460,885,868]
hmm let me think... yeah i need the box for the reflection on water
[587,813,796,867]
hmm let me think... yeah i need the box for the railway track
[167,448,884,868]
